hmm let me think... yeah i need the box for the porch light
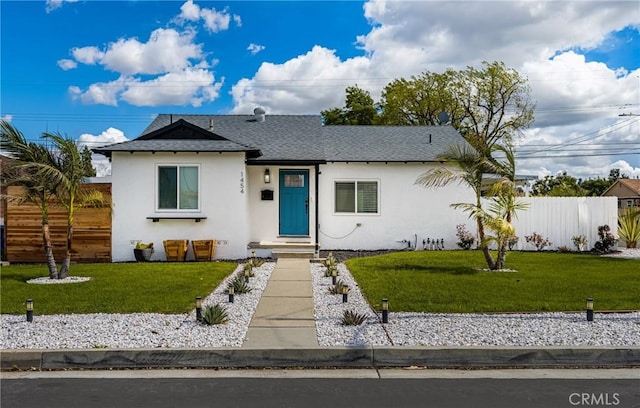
[264,168,271,183]
[26,298,33,323]
[586,298,594,322]
[342,285,349,303]
[228,286,235,303]
[195,296,203,322]
[382,298,389,324]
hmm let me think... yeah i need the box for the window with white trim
[335,180,379,214]
[157,165,199,210]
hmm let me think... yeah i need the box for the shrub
[524,232,552,251]
[341,310,368,326]
[507,235,519,250]
[200,304,229,325]
[571,235,588,252]
[228,275,252,294]
[618,209,640,249]
[455,224,475,250]
[594,224,617,253]
[557,245,572,253]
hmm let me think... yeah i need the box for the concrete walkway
[243,258,318,348]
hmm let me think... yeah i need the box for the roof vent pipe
[254,107,266,122]
[209,118,214,131]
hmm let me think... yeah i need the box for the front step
[248,241,317,259]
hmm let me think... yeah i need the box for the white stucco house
[93,111,475,261]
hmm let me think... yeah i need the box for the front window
[158,165,199,210]
[335,180,378,214]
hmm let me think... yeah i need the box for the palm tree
[416,143,526,270]
[37,132,107,278]
[0,121,59,278]
[416,143,498,269]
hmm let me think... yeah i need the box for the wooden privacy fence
[5,183,111,263]
[499,197,619,250]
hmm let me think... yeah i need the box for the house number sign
[240,171,245,193]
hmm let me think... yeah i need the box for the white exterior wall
[246,165,317,245]
[110,151,249,261]
[317,162,475,251]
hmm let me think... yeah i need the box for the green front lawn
[0,262,237,315]
[345,251,640,313]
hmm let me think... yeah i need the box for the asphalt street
[2,369,639,408]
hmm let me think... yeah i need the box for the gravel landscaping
[1,250,638,350]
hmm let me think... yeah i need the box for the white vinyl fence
[484,197,618,251]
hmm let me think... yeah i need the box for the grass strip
[0,262,237,315]
[345,251,640,313]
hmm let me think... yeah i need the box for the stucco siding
[110,152,249,261]
[246,165,317,245]
[317,162,475,251]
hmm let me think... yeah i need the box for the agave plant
[328,279,347,295]
[618,208,640,249]
[228,275,252,294]
[341,310,368,326]
[200,304,229,325]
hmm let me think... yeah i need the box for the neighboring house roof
[601,179,640,198]
[93,114,468,164]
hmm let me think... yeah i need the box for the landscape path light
[382,298,389,324]
[342,285,349,303]
[26,298,33,323]
[586,297,594,322]
[228,286,235,303]
[195,296,203,322]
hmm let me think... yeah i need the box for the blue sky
[1,0,638,178]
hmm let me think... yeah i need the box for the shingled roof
[93,114,468,163]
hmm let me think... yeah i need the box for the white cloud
[231,45,372,114]
[69,77,128,106]
[1,115,13,123]
[176,1,240,33]
[247,43,265,55]
[98,28,203,76]
[121,68,223,107]
[45,0,78,13]
[57,59,77,70]
[71,46,105,65]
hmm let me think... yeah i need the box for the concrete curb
[2,347,639,370]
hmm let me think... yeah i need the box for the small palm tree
[38,132,108,278]
[1,121,59,278]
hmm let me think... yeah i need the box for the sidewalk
[243,258,318,348]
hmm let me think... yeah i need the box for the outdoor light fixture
[342,286,349,303]
[26,298,33,323]
[382,298,389,324]
[195,296,203,322]
[244,268,250,283]
[228,286,235,303]
[586,297,594,322]
[264,168,271,183]
[331,267,337,284]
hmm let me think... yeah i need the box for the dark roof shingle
[94,114,467,163]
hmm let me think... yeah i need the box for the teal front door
[279,169,309,236]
